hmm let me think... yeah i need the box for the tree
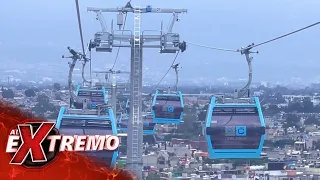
[2,89,14,98]
[25,89,36,97]
[302,97,314,113]
[53,83,61,91]
[283,114,300,128]
[263,104,281,115]
[32,101,55,117]
[304,115,319,125]
[286,97,315,113]
[37,94,49,104]
[33,94,55,117]
[286,102,303,113]
[176,106,202,138]
[54,93,62,100]
[274,92,286,104]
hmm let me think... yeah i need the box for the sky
[0,0,319,84]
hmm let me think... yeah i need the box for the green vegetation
[32,94,57,118]
[25,89,36,97]
[146,173,160,180]
[1,87,14,98]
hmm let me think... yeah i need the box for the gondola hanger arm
[234,43,259,99]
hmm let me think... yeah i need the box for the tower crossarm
[92,70,130,74]
[87,7,187,14]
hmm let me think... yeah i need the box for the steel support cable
[75,0,85,55]
[75,0,92,86]
[186,21,320,53]
[183,22,320,100]
[251,21,320,48]
[234,22,320,98]
[185,41,238,52]
[154,51,180,90]
[111,13,128,70]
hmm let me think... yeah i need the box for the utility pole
[88,3,187,179]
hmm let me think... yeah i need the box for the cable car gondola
[151,63,184,124]
[142,114,157,135]
[151,90,184,124]
[205,45,266,159]
[56,106,118,166]
[60,46,117,166]
[205,97,265,159]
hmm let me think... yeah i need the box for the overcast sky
[0,0,319,84]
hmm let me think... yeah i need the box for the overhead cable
[252,21,320,48]
[185,41,238,52]
[186,21,320,53]
[75,0,86,55]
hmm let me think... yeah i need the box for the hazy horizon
[1,0,319,84]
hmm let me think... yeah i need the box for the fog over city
[0,0,319,85]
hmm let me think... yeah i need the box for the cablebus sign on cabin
[5,122,119,167]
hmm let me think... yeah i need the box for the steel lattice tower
[87,3,187,179]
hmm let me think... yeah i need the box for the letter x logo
[10,122,55,165]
